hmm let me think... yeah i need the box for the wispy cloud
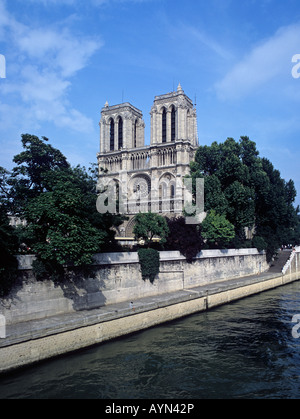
[215,23,300,101]
[182,25,234,61]
[0,0,102,134]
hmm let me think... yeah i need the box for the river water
[0,280,300,399]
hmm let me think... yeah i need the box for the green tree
[202,175,228,215]
[134,212,169,283]
[1,134,124,280]
[24,167,107,276]
[7,134,69,216]
[133,212,169,247]
[0,204,18,296]
[190,136,300,256]
[190,137,255,240]
[254,158,300,260]
[201,210,236,248]
[225,181,255,234]
[165,216,203,262]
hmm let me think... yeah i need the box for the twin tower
[97,84,199,238]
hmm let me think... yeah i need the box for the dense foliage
[133,212,169,246]
[133,212,169,283]
[201,210,235,248]
[165,216,203,262]
[189,136,300,259]
[137,248,160,283]
[0,205,18,296]
[0,134,123,287]
[0,133,299,294]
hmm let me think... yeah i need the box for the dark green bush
[165,216,203,262]
[0,209,18,297]
[137,248,160,283]
[252,235,268,252]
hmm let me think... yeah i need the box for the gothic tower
[97,84,198,240]
[150,83,198,146]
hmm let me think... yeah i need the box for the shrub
[137,248,160,283]
[165,216,203,262]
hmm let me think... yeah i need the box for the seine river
[0,280,300,399]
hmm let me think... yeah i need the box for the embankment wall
[1,249,300,374]
[0,249,268,325]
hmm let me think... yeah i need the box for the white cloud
[215,23,300,101]
[17,28,100,78]
[0,0,102,134]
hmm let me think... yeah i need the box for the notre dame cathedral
[97,84,199,239]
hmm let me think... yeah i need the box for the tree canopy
[165,216,203,262]
[189,136,300,258]
[133,212,169,247]
[1,133,299,293]
[0,134,123,284]
[201,210,235,248]
[4,134,70,215]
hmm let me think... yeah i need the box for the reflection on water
[1,281,300,399]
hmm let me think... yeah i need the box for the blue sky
[0,0,300,206]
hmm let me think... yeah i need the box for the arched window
[110,119,115,151]
[118,117,123,150]
[159,183,167,199]
[170,183,175,212]
[162,107,167,143]
[170,184,175,198]
[171,106,176,141]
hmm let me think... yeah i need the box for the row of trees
[188,136,300,259]
[0,134,124,294]
[133,137,300,262]
[1,134,299,294]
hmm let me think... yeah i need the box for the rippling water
[1,281,300,399]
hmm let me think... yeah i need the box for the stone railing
[282,246,300,275]
[16,248,264,270]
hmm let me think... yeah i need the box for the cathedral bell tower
[150,83,198,146]
[99,102,145,153]
[97,84,199,240]
[98,102,145,173]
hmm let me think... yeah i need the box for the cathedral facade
[97,84,199,238]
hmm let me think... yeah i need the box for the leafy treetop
[133,212,169,247]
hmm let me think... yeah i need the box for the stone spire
[177,83,183,93]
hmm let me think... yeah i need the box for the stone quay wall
[0,249,268,325]
[1,249,300,374]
